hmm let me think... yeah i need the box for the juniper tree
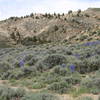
[77,9,81,17]
[68,10,72,15]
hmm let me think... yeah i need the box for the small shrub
[24,55,33,62]
[0,62,11,72]
[97,30,100,36]
[9,70,24,79]
[43,73,61,84]
[48,81,71,94]
[52,66,69,76]
[54,25,59,31]
[21,37,34,45]
[75,55,100,73]
[35,16,39,19]
[79,35,87,41]
[68,10,72,15]
[0,85,26,100]
[32,82,46,89]
[81,77,100,89]
[84,13,90,17]
[71,86,89,97]
[26,57,37,66]
[90,87,100,95]
[91,31,97,35]
[77,9,81,17]
[30,13,34,17]
[15,88,26,97]
[21,67,38,77]
[63,76,81,85]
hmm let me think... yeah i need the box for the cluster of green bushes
[46,70,81,94]
[89,30,100,36]
[82,78,100,89]
[80,69,100,94]
[21,36,51,45]
[0,41,100,95]
[0,85,25,100]
[24,68,81,93]
[48,81,71,94]
[0,41,100,80]
[0,67,38,80]
[0,85,58,100]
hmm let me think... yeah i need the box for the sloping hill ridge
[0,8,100,46]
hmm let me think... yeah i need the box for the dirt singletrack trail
[59,94,73,100]
[58,94,100,100]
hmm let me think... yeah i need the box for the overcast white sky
[0,0,100,20]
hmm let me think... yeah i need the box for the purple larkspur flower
[83,41,100,46]
[19,60,24,67]
[69,64,76,72]
[73,54,80,59]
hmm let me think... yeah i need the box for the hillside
[0,8,100,46]
[0,8,100,100]
[0,40,100,100]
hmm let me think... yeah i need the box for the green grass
[32,82,46,89]
[70,86,90,97]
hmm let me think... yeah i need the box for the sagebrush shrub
[36,54,67,71]
[81,77,100,89]
[43,73,61,84]
[52,66,70,76]
[32,82,46,89]
[63,76,81,85]
[0,85,25,100]
[90,87,100,95]
[48,81,71,94]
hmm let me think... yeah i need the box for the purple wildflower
[83,41,100,46]
[73,54,80,59]
[19,60,24,67]
[69,64,76,72]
